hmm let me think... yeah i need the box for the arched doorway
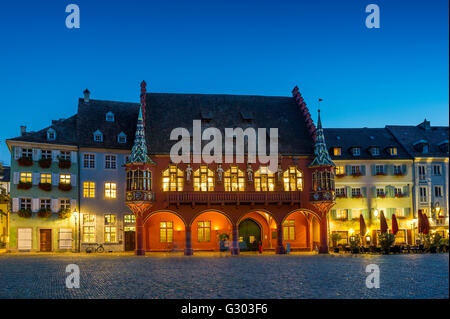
[239,218,262,251]
[190,211,232,252]
[281,210,318,251]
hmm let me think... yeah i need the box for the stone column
[318,214,329,254]
[184,225,193,256]
[276,222,285,254]
[231,224,240,255]
[135,213,145,256]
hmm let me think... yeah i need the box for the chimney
[418,119,431,131]
[20,125,26,136]
[83,88,90,103]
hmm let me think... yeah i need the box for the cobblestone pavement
[0,253,448,299]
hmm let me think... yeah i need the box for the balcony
[165,191,301,206]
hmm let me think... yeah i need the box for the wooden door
[40,229,52,252]
[124,231,136,251]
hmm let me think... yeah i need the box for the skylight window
[47,128,56,141]
[106,112,115,122]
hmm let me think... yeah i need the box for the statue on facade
[247,163,253,182]
[277,163,283,183]
[217,164,224,183]
[186,164,193,183]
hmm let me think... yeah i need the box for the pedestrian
[258,241,263,254]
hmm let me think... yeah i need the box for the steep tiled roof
[387,122,449,158]
[324,128,411,160]
[0,166,10,183]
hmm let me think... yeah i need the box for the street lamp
[73,210,79,253]
[374,209,379,218]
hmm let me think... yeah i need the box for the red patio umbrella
[422,212,430,235]
[392,214,399,235]
[380,210,388,234]
[360,214,367,237]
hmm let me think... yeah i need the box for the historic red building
[125,82,335,255]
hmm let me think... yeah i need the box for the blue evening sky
[0,0,448,165]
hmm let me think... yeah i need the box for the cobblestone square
[0,253,448,299]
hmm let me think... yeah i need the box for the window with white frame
[40,173,51,184]
[352,188,361,197]
[41,150,52,159]
[118,132,127,144]
[419,186,427,203]
[375,165,385,175]
[395,208,405,218]
[393,165,402,175]
[376,188,385,197]
[336,209,348,219]
[351,165,361,175]
[335,187,346,197]
[433,165,441,176]
[371,147,380,156]
[20,172,32,183]
[434,186,443,197]
[105,155,117,169]
[105,182,117,199]
[82,213,95,243]
[19,198,31,210]
[394,187,403,196]
[418,165,426,180]
[93,130,103,142]
[335,166,345,175]
[60,151,71,161]
[106,112,115,122]
[60,174,71,184]
[352,148,361,156]
[83,154,95,168]
[47,129,56,141]
[124,214,136,224]
[21,148,32,158]
[60,199,71,210]
[40,199,51,210]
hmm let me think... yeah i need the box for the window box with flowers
[395,193,404,198]
[38,158,52,169]
[377,194,386,198]
[38,182,52,191]
[336,173,346,178]
[37,208,52,218]
[18,208,32,218]
[58,159,71,169]
[17,181,32,190]
[376,172,387,176]
[335,193,347,198]
[352,194,363,199]
[351,172,363,177]
[394,171,405,176]
[18,157,33,166]
[58,208,72,219]
[58,183,72,192]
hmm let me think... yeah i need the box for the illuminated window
[332,231,348,245]
[20,172,32,183]
[40,173,52,184]
[60,174,71,184]
[388,147,398,156]
[312,170,335,191]
[83,213,95,224]
[124,226,136,231]
[395,208,405,218]
[335,209,348,220]
[224,166,245,191]
[105,182,117,199]
[83,226,95,243]
[160,221,173,243]
[193,165,214,192]
[162,165,184,191]
[352,188,361,197]
[283,220,295,240]
[126,169,152,191]
[395,230,406,244]
[60,199,71,210]
[255,166,275,191]
[283,166,303,191]
[124,214,136,224]
[335,166,345,175]
[197,221,211,242]
[333,148,341,156]
[83,182,95,198]
[104,214,116,224]
[104,226,117,243]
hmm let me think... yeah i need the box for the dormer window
[47,128,56,141]
[438,140,449,153]
[413,139,428,154]
[370,147,380,156]
[106,112,115,122]
[118,132,127,144]
[333,147,341,156]
[388,147,398,156]
[352,147,361,156]
[93,130,103,142]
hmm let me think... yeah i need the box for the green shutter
[346,186,352,198]
[403,185,409,197]
[387,165,394,175]
[371,165,376,176]
[361,187,367,198]
[331,209,337,220]
[386,208,394,219]
[371,208,377,220]
[362,209,369,220]
[347,209,352,220]
[404,207,411,218]
[360,165,366,176]
[401,164,407,175]
[386,185,394,198]
[372,186,377,197]
[345,165,351,175]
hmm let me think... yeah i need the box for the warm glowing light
[365,228,370,235]
[73,210,79,218]
[374,209,379,217]
[349,228,355,235]
[214,226,219,231]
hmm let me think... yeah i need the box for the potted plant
[17,208,32,218]
[58,208,72,219]
[38,158,52,168]
[424,233,441,253]
[331,233,342,253]
[38,182,52,191]
[17,157,33,166]
[439,238,449,253]
[37,208,52,218]
[349,235,361,254]
[17,181,32,190]
[378,233,395,254]
[58,158,71,169]
[58,183,72,191]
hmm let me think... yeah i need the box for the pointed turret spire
[130,106,155,164]
[309,109,335,167]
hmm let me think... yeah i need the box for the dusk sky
[0,0,448,165]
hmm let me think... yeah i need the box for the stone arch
[236,208,279,225]
[144,209,188,226]
[281,209,322,251]
[188,209,233,226]
[143,210,187,252]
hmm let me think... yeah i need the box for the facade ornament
[216,164,224,182]
[277,164,283,182]
[247,163,253,182]
[186,164,193,183]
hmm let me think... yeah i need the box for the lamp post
[73,210,79,253]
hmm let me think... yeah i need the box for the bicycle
[85,243,105,253]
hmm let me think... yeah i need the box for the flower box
[351,172,362,177]
[395,193,404,198]
[58,183,72,192]
[38,209,52,218]
[335,194,347,198]
[377,194,386,198]
[17,182,32,190]
[38,158,52,169]
[352,194,363,198]
[394,172,405,176]
[58,209,72,219]
[17,157,33,166]
[38,182,52,191]
[376,172,387,176]
[18,209,32,218]
[58,159,71,169]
